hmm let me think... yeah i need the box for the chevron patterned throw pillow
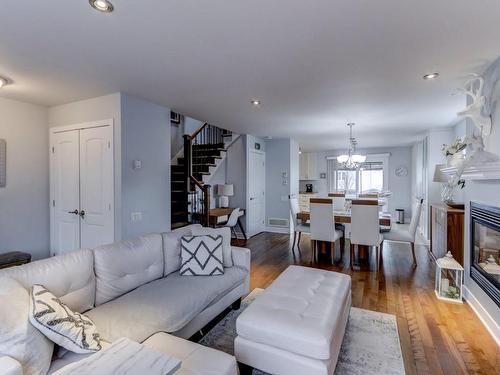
[180,235,224,276]
[29,285,104,354]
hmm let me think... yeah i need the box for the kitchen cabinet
[299,152,317,180]
[298,193,316,212]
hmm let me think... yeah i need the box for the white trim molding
[441,161,500,181]
[463,285,500,346]
[265,226,290,234]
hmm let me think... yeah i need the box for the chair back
[328,192,346,211]
[359,193,378,199]
[226,208,241,227]
[288,195,300,228]
[310,198,336,242]
[408,199,424,241]
[351,199,380,246]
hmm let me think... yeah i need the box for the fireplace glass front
[470,202,500,307]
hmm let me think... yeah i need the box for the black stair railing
[182,123,232,227]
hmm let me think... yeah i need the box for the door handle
[68,209,79,215]
[250,197,255,200]
[79,210,85,218]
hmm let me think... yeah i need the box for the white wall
[426,128,454,206]
[120,93,171,239]
[49,93,123,240]
[289,139,300,198]
[226,136,247,222]
[265,139,292,225]
[458,57,500,341]
[0,97,49,260]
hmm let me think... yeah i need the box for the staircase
[171,124,238,229]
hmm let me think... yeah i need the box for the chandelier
[336,123,366,169]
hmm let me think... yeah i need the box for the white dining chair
[224,207,244,242]
[289,195,310,251]
[382,199,423,266]
[310,198,343,264]
[328,192,346,211]
[358,193,379,199]
[350,199,383,270]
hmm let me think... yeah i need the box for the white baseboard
[264,226,290,234]
[463,285,500,346]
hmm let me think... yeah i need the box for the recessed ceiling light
[423,72,439,80]
[89,0,114,13]
[250,99,261,106]
[0,76,8,88]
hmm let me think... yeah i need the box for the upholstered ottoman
[144,333,238,375]
[235,266,351,375]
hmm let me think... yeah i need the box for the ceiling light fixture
[250,99,261,106]
[0,76,8,88]
[423,72,439,80]
[336,123,366,169]
[89,0,114,13]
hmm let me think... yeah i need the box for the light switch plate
[131,212,142,222]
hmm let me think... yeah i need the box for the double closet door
[50,123,114,255]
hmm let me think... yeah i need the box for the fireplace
[470,202,500,307]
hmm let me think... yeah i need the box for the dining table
[297,211,392,226]
[209,207,247,240]
[297,210,392,265]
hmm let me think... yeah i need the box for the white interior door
[79,126,114,249]
[51,130,80,254]
[248,150,266,236]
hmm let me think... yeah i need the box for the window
[359,162,384,192]
[336,169,357,195]
[327,155,389,194]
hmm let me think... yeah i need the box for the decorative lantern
[435,252,464,303]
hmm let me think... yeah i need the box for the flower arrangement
[442,137,468,157]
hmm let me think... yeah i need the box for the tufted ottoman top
[236,265,351,360]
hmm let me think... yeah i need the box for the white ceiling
[1,1,499,150]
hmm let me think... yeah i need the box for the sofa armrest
[231,246,251,272]
[0,356,23,375]
[231,246,251,295]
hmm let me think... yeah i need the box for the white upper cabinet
[299,152,317,180]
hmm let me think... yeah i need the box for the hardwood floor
[237,232,500,375]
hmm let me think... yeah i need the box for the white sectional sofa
[0,224,251,374]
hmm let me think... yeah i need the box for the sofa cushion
[162,224,202,276]
[0,249,95,313]
[86,266,248,342]
[29,285,104,354]
[0,277,54,375]
[191,226,233,267]
[180,235,224,276]
[143,333,238,375]
[93,233,164,306]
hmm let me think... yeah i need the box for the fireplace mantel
[441,161,500,181]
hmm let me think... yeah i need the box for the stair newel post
[183,134,192,193]
[202,184,211,227]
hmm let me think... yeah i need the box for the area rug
[199,289,405,375]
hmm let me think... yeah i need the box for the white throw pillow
[162,224,203,275]
[180,235,224,276]
[29,285,104,354]
[191,226,233,267]
[0,277,53,375]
